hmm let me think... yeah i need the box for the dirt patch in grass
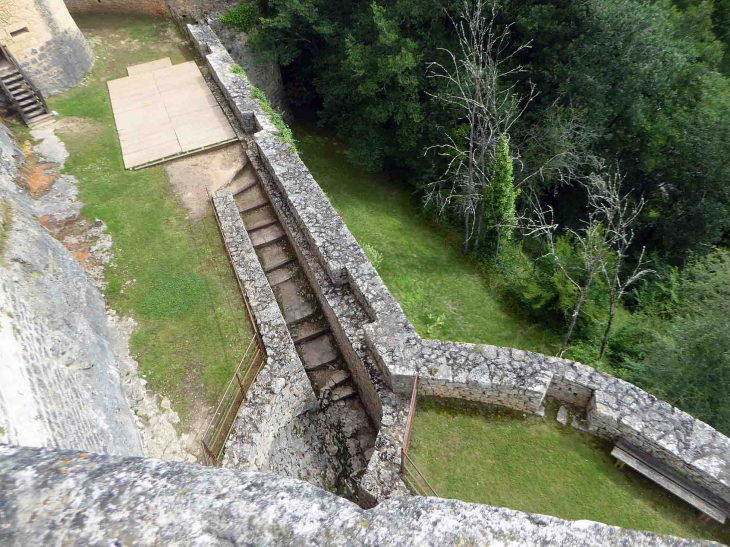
[164,143,248,221]
[409,398,730,544]
[54,116,104,138]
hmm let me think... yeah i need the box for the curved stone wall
[0,444,720,547]
[0,0,93,96]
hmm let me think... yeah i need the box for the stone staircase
[232,173,362,405]
[0,66,53,127]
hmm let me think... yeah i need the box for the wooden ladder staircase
[0,65,53,127]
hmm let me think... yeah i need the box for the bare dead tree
[515,101,605,191]
[593,170,654,358]
[423,0,536,254]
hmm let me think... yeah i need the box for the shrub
[219,2,258,33]
[362,242,383,270]
[0,200,12,265]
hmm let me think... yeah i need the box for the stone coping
[2,445,721,547]
[211,191,318,471]
[189,24,730,508]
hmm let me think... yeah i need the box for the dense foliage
[239,0,730,432]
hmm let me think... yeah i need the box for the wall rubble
[189,23,730,509]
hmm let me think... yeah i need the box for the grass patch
[292,121,559,354]
[0,200,12,264]
[40,14,253,427]
[409,399,730,543]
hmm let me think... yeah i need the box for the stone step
[293,324,330,345]
[250,223,286,249]
[248,218,279,233]
[232,179,258,197]
[257,242,291,272]
[266,262,299,286]
[241,204,278,230]
[273,279,318,327]
[330,384,357,403]
[298,332,340,371]
[324,370,351,390]
[239,200,269,215]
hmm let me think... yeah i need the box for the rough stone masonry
[0,444,723,547]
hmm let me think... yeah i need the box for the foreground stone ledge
[0,445,720,547]
[191,23,730,508]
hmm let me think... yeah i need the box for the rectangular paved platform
[108,59,237,169]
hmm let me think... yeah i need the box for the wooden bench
[612,439,729,524]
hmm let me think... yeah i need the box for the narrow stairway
[233,177,361,403]
[0,66,53,127]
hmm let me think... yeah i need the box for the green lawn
[409,399,730,544]
[37,14,253,428]
[293,121,560,354]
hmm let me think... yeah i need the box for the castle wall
[0,122,142,456]
[0,0,93,96]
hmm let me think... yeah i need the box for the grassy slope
[410,399,730,543]
[293,121,560,354]
[44,14,252,426]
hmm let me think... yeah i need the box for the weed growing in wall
[229,64,297,151]
[362,242,383,270]
[0,200,13,265]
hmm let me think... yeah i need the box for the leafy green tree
[483,136,518,260]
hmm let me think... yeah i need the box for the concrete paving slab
[127,57,172,76]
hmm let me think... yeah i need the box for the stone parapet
[2,445,719,547]
[191,23,730,508]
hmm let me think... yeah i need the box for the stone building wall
[0,122,142,456]
[0,0,93,96]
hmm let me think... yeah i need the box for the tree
[525,170,647,357]
[591,170,654,359]
[423,0,535,254]
[483,135,518,260]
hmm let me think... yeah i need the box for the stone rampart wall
[189,23,730,508]
[63,0,169,16]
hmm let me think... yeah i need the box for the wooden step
[18,97,36,107]
[12,90,31,101]
[2,75,22,85]
[27,113,55,128]
[27,110,50,121]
